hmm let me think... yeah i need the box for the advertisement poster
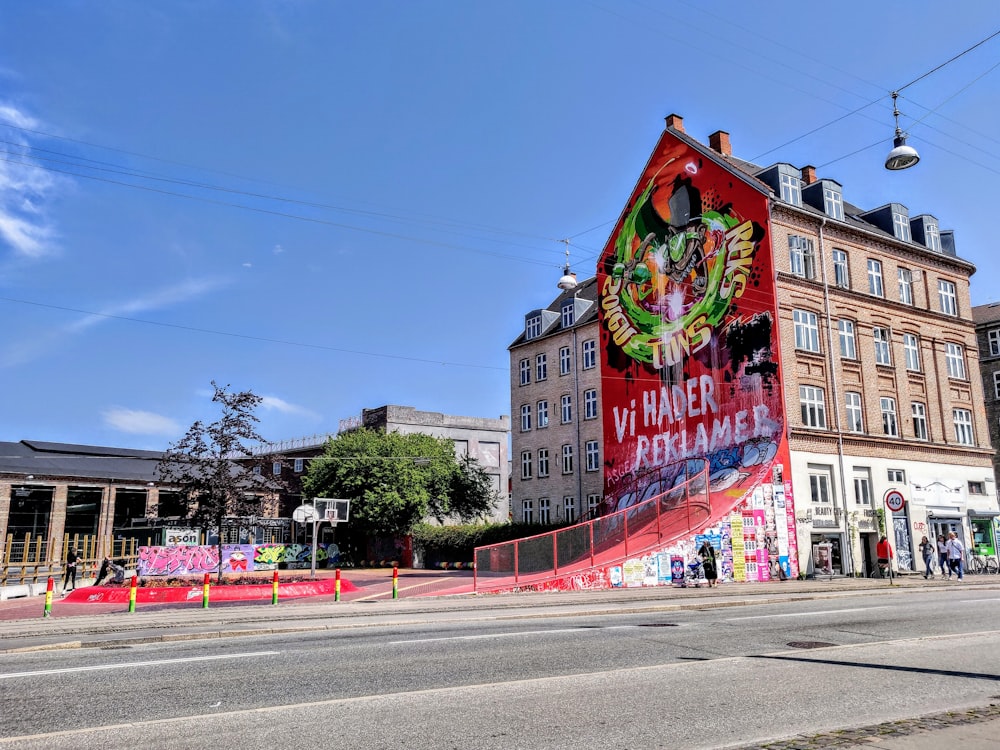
[597,126,797,580]
[623,558,645,587]
[670,555,686,585]
[730,514,746,582]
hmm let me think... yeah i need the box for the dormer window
[561,301,575,328]
[778,166,802,207]
[892,206,911,242]
[525,314,542,340]
[823,185,844,220]
[925,221,941,252]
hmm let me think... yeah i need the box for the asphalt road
[2,587,999,748]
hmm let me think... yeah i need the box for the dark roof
[509,275,599,349]
[972,303,1000,327]
[0,440,164,482]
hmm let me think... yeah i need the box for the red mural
[598,128,797,579]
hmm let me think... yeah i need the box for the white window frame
[873,327,892,366]
[780,172,802,206]
[853,467,873,506]
[561,394,572,423]
[562,444,574,474]
[520,404,531,431]
[587,494,602,515]
[525,315,542,339]
[824,186,844,220]
[563,496,577,524]
[520,451,532,479]
[272,462,282,476]
[293,458,304,473]
[789,236,815,279]
[945,343,966,380]
[584,389,598,420]
[585,440,600,472]
[808,464,833,503]
[867,259,884,297]
[559,346,571,376]
[938,280,958,316]
[838,319,856,359]
[537,400,549,428]
[832,249,850,289]
[793,309,820,353]
[954,409,974,446]
[993,371,1000,399]
[887,469,905,483]
[989,330,1000,357]
[522,499,534,524]
[912,402,928,440]
[519,358,531,386]
[903,333,920,372]
[582,340,596,369]
[800,385,827,429]
[893,209,911,242]
[537,448,549,478]
[561,302,575,328]
[926,222,941,252]
[881,397,899,437]
[539,497,551,525]
[536,353,547,381]
[845,392,864,433]
[898,267,913,305]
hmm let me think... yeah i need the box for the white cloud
[66,277,227,333]
[242,262,253,268]
[261,395,320,420]
[0,103,60,258]
[273,244,284,254]
[103,408,181,436]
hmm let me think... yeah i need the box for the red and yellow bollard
[43,576,54,618]
[392,565,398,600]
[334,568,341,602]
[202,573,211,609]
[271,570,279,605]
[128,575,137,613]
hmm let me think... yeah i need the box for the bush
[411,522,567,568]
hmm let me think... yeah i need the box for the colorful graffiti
[598,128,798,579]
[137,543,341,576]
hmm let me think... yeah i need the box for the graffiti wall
[598,128,798,580]
[137,543,341,576]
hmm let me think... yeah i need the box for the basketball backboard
[314,498,351,524]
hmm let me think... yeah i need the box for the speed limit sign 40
[884,490,905,512]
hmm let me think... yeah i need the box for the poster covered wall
[597,127,798,579]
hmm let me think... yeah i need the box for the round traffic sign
[884,490,905,512]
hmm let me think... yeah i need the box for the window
[800,385,827,428]
[808,464,833,503]
[252,465,262,475]
[898,268,913,305]
[536,353,547,381]
[522,499,534,524]
[994,371,1000,399]
[561,394,572,423]
[867,259,884,297]
[561,301,575,328]
[525,315,542,339]
[586,440,600,471]
[912,402,928,440]
[520,404,531,431]
[833,249,850,288]
[537,448,549,477]
[853,467,873,506]
[926,222,941,252]
[587,494,602,515]
[969,481,986,496]
[989,330,1000,356]
[887,469,905,483]
[519,358,530,386]
[903,334,920,372]
[520,451,532,479]
[793,309,820,352]
[559,346,571,375]
[873,327,892,365]
[293,458,304,473]
[272,462,282,476]
[562,444,574,474]
[539,497,551,524]
[954,409,974,446]
[881,397,898,437]
[584,389,598,419]
[582,340,596,369]
[938,280,957,316]
[845,392,864,433]
[780,171,802,206]
[824,186,844,220]
[945,343,966,379]
[789,236,815,279]
[564,496,577,523]
[537,400,549,428]
[838,320,857,359]
[893,208,911,242]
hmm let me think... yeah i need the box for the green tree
[302,429,497,540]
[156,382,286,581]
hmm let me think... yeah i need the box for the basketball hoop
[325,507,339,523]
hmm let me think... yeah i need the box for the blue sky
[2,1,999,450]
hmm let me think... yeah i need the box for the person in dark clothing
[63,548,79,592]
[94,556,111,586]
[699,540,718,588]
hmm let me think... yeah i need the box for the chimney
[801,165,817,185]
[708,130,731,157]
[664,113,684,133]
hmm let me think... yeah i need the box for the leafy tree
[302,429,497,541]
[156,382,286,581]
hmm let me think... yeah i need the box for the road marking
[726,606,890,621]
[960,598,1000,603]
[0,651,280,680]
[390,627,621,644]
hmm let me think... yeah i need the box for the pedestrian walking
[937,535,949,578]
[946,532,965,580]
[698,540,718,588]
[63,548,79,592]
[918,535,935,579]
[876,535,894,577]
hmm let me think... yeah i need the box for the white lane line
[726,606,890,622]
[0,651,280,680]
[391,627,622,645]
[959,598,1000,603]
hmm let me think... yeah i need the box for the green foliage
[302,429,497,538]
[411,522,565,564]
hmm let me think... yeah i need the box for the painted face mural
[598,129,798,581]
